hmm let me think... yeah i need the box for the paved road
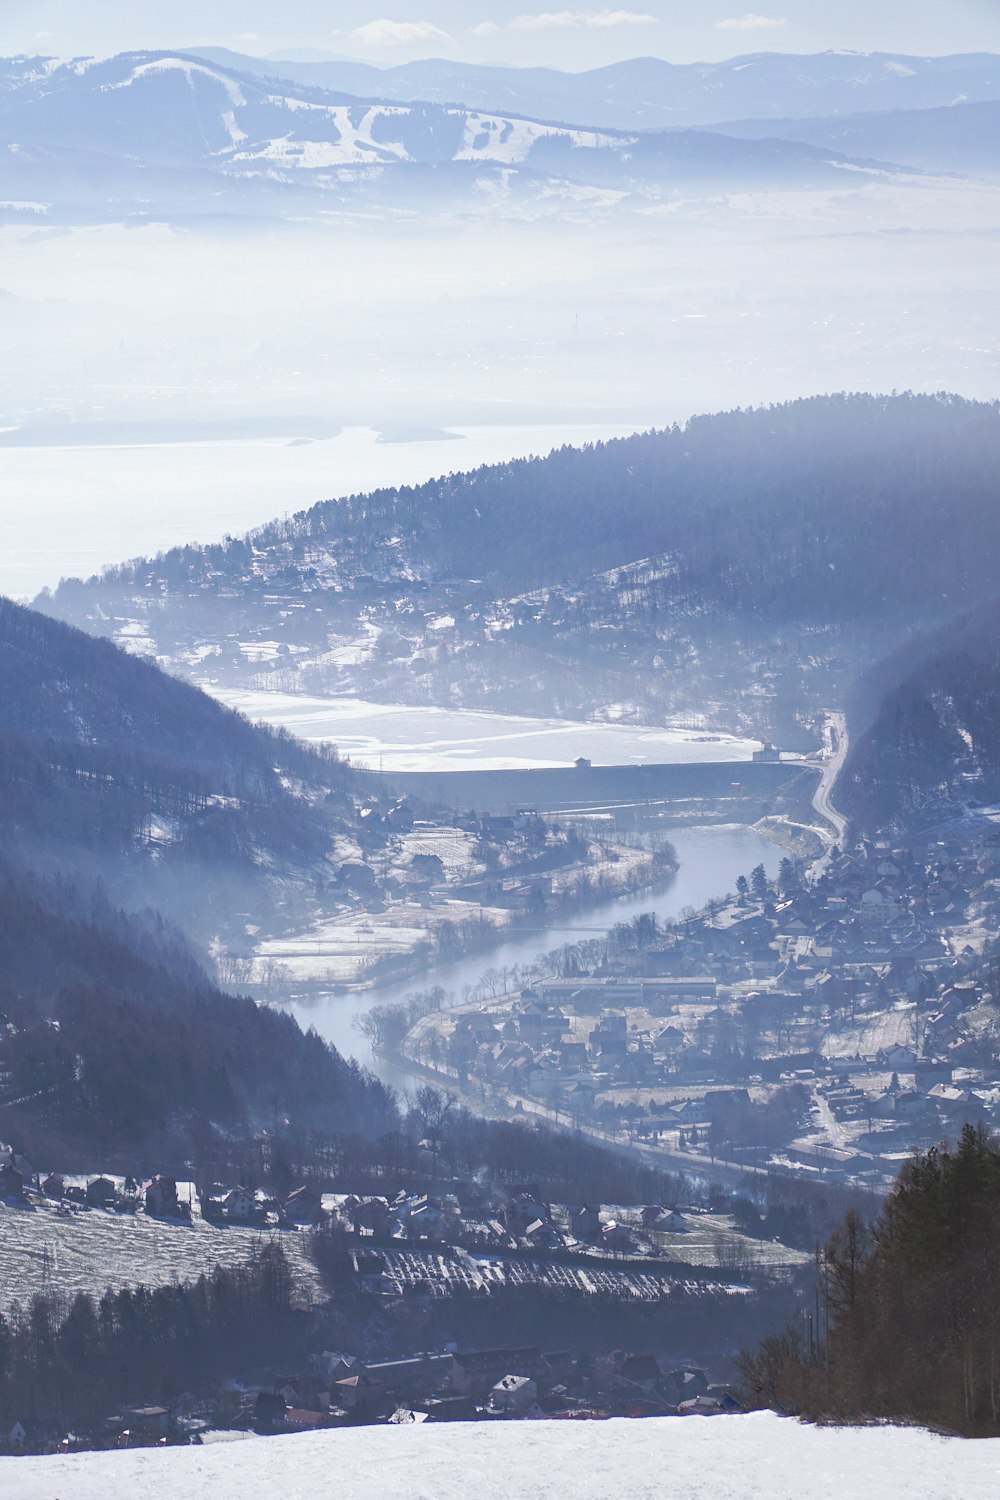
[812,711,849,845]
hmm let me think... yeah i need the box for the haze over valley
[4,11,1000,1487]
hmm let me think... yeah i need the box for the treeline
[738,1126,1000,1435]
[192,1097,687,1211]
[0,1242,304,1434]
[416,1101,688,1206]
[71,393,1000,625]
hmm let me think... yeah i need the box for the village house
[0,1144,30,1201]
[487,1375,538,1416]
[143,1175,179,1216]
[351,1196,390,1236]
[616,1354,662,1393]
[365,1354,453,1397]
[85,1176,118,1209]
[333,1374,375,1412]
[121,1406,171,1443]
[448,1348,544,1397]
[0,1160,24,1201]
[570,1204,601,1241]
[284,1183,323,1225]
[285,1407,338,1430]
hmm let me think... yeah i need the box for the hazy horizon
[4,1,1000,71]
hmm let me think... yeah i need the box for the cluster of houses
[0,1160,190,1217]
[0,1345,740,1453]
[409,829,1000,1187]
[334,1180,698,1263]
[2,1403,196,1456]
[234,1347,739,1434]
[0,1158,327,1232]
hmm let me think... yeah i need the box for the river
[286,822,781,1079]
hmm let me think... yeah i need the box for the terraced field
[377,1247,753,1301]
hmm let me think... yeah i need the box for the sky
[2,1,999,70]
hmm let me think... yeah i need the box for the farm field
[0,1199,323,1306]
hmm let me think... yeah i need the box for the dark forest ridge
[0,598,401,1166]
[0,595,363,933]
[844,595,1000,830]
[49,393,1000,614]
[41,392,1000,742]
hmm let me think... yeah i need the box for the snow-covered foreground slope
[7,1412,999,1500]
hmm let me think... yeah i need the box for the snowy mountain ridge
[0,50,914,222]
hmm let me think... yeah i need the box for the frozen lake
[211,688,759,773]
[0,421,637,599]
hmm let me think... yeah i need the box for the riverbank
[283,823,785,1070]
[251,839,675,998]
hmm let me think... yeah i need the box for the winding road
[812,710,849,847]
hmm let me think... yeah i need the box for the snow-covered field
[0,422,635,600]
[7,1411,999,1499]
[254,897,512,985]
[0,1200,322,1306]
[212,690,758,772]
[820,1004,917,1060]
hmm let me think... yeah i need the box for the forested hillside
[0,597,367,938]
[739,1126,1000,1436]
[43,393,1000,740]
[68,393,1000,612]
[842,595,1000,830]
[0,863,394,1165]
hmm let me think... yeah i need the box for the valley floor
[5,1410,997,1499]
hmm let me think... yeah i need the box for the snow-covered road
[5,1411,998,1499]
[813,711,849,845]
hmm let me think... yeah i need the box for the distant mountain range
[0,51,919,223]
[716,98,1000,178]
[189,47,1000,133]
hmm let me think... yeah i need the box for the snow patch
[105,58,247,111]
[230,105,412,170]
[455,111,627,166]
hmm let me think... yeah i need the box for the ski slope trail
[5,1410,999,1499]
